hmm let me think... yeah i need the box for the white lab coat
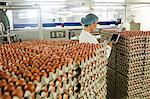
[79,30,111,58]
[79,30,98,44]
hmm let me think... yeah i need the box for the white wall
[126,4,150,30]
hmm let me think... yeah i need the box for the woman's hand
[107,42,112,47]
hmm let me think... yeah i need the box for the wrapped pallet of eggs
[0,40,107,99]
[107,31,150,98]
[107,41,118,98]
[77,44,107,99]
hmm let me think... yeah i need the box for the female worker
[79,13,111,58]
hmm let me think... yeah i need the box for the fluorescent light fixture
[70,7,89,11]
[128,4,150,10]
[108,6,125,9]
[93,6,125,9]
[40,4,65,9]
[26,0,66,1]
[93,0,125,2]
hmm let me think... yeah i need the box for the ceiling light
[40,5,65,9]
[70,7,89,11]
[26,0,66,1]
[93,6,124,9]
[93,0,125,2]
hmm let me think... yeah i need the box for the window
[12,9,39,29]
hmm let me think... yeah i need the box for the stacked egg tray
[77,46,107,99]
[107,31,150,98]
[0,40,107,99]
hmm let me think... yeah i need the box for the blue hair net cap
[81,14,98,26]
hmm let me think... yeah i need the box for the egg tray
[115,48,145,56]
[78,80,107,98]
[0,40,106,99]
[78,80,107,99]
[0,58,80,98]
[115,85,150,98]
[0,67,79,99]
[107,78,115,89]
[107,67,116,83]
[78,69,107,98]
[77,54,107,98]
[116,65,144,76]
[107,62,115,70]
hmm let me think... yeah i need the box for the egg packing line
[107,31,150,98]
[0,40,107,99]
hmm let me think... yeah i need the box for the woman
[79,14,98,44]
[79,14,111,58]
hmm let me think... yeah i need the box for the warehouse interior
[0,0,150,99]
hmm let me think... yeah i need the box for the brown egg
[31,74,40,82]
[16,79,26,86]
[24,83,35,92]
[26,66,32,71]
[4,83,15,92]
[23,71,32,78]
[0,79,7,87]
[32,63,39,68]
[12,87,23,98]
[8,77,18,83]
[1,93,11,99]
[1,73,10,80]
[40,71,48,77]
[17,69,24,75]
[39,65,47,70]
[54,64,61,69]
[3,65,10,70]
[20,64,26,69]
[10,67,17,72]
[46,67,54,72]
[68,58,73,64]
[0,91,2,97]
[31,68,40,74]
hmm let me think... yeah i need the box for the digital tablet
[109,33,120,43]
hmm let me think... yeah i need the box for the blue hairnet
[81,14,98,26]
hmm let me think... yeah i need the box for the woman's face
[90,22,98,31]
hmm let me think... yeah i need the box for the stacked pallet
[77,44,107,99]
[0,40,107,99]
[107,31,150,98]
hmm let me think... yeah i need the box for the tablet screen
[110,33,120,43]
